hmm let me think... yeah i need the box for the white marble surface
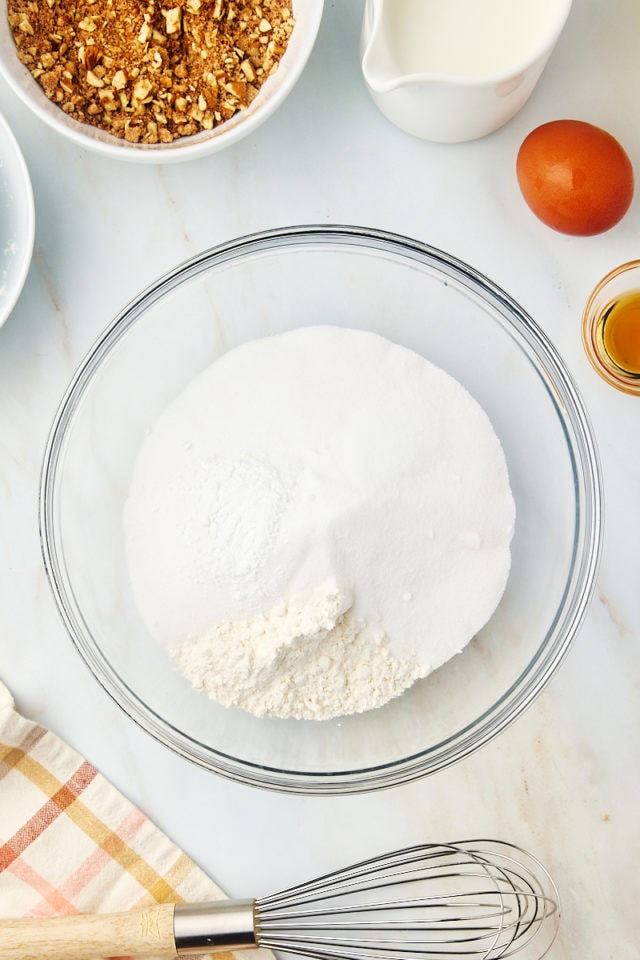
[0,0,639,955]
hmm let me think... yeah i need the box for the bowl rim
[39,224,603,794]
[0,0,324,164]
[0,109,35,327]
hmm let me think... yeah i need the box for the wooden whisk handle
[0,903,177,960]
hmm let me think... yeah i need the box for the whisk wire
[260,847,475,907]
[255,841,559,960]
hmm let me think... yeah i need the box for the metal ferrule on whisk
[174,899,257,955]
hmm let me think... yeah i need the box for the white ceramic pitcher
[361,0,573,143]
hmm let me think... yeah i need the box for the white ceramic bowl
[0,0,323,163]
[0,110,34,328]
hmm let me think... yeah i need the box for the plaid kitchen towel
[0,680,269,959]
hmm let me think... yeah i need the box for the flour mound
[173,585,421,720]
[124,326,515,720]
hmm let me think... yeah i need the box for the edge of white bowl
[0,109,34,328]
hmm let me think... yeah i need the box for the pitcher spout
[360,0,414,94]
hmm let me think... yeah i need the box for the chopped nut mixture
[6,0,295,144]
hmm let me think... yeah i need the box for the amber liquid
[600,290,640,376]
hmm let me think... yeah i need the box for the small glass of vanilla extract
[583,260,640,395]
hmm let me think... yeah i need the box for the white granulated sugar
[124,326,515,720]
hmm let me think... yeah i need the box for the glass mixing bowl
[40,225,602,794]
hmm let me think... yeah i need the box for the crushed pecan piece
[7,0,295,144]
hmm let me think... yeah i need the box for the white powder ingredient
[172,587,422,720]
[124,326,515,720]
